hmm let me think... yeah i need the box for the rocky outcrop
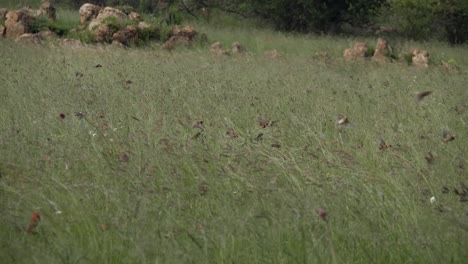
[343,42,368,60]
[79,3,101,24]
[95,7,127,22]
[5,10,35,39]
[412,49,429,67]
[93,23,114,43]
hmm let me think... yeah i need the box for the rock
[95,7,127,23]
[5,10,35,39]
[0,25,5,38]
[343,42,368,60]
[412,49,429,67]
[372,38,389,62]
[93,23,114,43]
[0,8,7,18]
[231,41,245,54]
[58,38,83,48]
[128,11,141,21]
[21,6,39,17]
[112,25,138,46]
[87,6,129,43]
[79,3,101,24]
[38,1,56,21]
[15,33,41,44]
[264,49,280,58]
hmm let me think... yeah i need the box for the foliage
[187,0,386,33]
[388,0,468,44]
[30,15,79,36]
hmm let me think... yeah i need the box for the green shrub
[388,0,468,44]
[66,28,97,43]
[30,15,79,36]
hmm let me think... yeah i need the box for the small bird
[226,127,239,138]
[192,121,205,131]
[257,116,273,128]
[336,114,351,127]
[378,136,392,150]
[26,211,41,233]
[425,152,434,164]
[416,91,433,102]
[442,128,455,143]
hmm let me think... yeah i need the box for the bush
[195,0,386,33]
[388,0,468,44]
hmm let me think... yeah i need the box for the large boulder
[93,23,114,43]
[412,49,429,67]
[87,6,129,43]
[38,1,56,21]
[79,3,101,24]
[372,38,390,62]
[5,10,35,39]
[95,7,127,23]
[112,25,138,46]
[343,42,368,60]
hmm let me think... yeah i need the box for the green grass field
[1,5,468,263]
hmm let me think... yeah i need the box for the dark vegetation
[49,0,468,44]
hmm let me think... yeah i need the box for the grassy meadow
[1,4,468,263]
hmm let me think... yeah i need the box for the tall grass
[0,15,467,264]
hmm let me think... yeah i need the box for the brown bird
[257,116,273,128]
[378,136,392,150]
[442,128,455,143]
[336,114,351,127]
[226,127,239,138]
[425,151,434,164]
[416,91,433,102]
[192,120,205,131]
[26,211,41,233]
